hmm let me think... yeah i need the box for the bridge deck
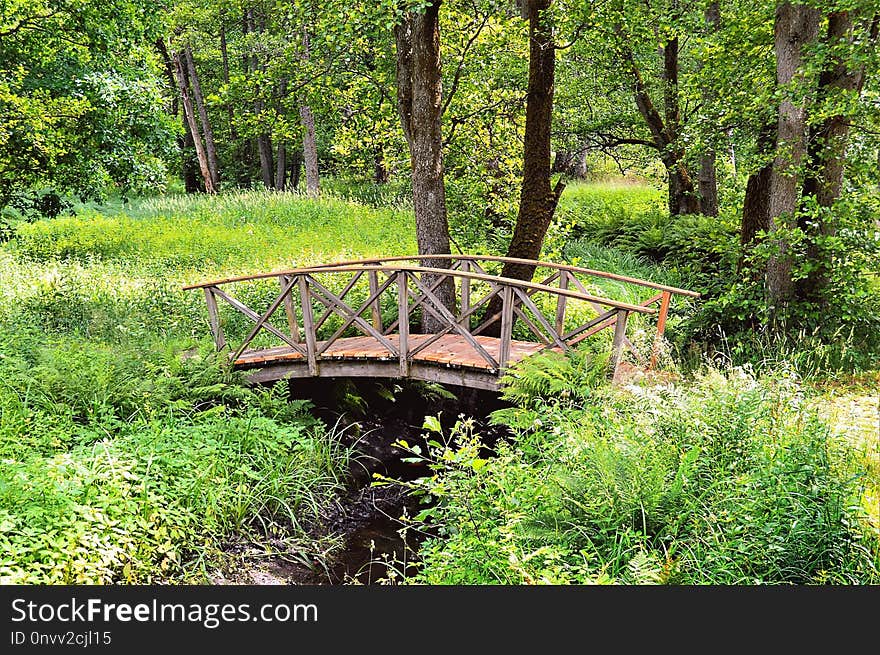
[235,334,550,384]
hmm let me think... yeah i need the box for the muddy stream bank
[212,379,512,585]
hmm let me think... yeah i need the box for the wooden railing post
[459,260,470,329]
[555,270,569,335]
[203,287,227,351]
[278,275,300,343]
[650,290,672,369]
[498,285,514,370]
[610,310,630,377]
[397,271,409,376]
[368,269,383,332]
[297,276,318,376]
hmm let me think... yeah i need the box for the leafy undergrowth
[2,183,875,585]
[0,189,411,583]
[392,352,879,584]
[0,341,352,584]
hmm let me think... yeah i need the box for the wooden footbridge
[184,255,699,390]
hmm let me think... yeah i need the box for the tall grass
[400,356,880,584]
[0,189,415,583]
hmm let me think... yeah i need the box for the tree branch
[441,8,490,116]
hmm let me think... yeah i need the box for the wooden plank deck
[235,334,550,371]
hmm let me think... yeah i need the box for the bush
[397,358,879,584]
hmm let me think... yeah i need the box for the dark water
[236,378,512,585]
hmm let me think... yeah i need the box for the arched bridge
[184,255,699,390]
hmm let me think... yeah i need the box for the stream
[211,378,512,585]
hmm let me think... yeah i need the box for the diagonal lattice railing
[184,256,699,379]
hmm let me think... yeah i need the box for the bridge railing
[306,255,700,367]
[184,257,698,376]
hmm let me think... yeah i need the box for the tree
[169,42,216,193]
[765,2,821,311]
[0,0,173,209]
[797,9,879,303]
[498,0,563,282]
[395,0,455,328]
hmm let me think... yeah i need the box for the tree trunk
[172,49,214,193]
[698,2,721,216]
[797,12,877,303]
[183,45,220,188]
[662,36,702,215]
[741,164,773,247]
[666,158,702,215]
[374,149,390,184]
[275,142,287,191]
[181,116,200,193]
[500,0,563,283]
[765,2,821,312]
[290,148,303,190]
[698,153,719,216]
[153,38,178,116]
[395,1,455,332]
[258,134,274,189]
[740,123,776,254]
[298,31,320,197]
[619,33,699,216]
[300,104,320,196]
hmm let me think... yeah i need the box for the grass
[0,188,415,583]
[1,180,876,585]
[395,357,880,584]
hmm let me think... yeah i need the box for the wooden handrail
[186,255,701,383]
[184,255,699,298]
[298,254,701,298]
[183,263,657,315]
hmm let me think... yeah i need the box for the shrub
[397,361,879,584]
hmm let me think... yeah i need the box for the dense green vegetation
[0,191,413,583]
[1,185,876,584]
[2,0,878,587]
[396,355,879,584]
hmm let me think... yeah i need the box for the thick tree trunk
[395,1,455,332]
[500,0,563,283]
[797,12,877,303]
[172,49,214,193]
[183,45,220,188]
[766,3,821,312]
[666,158,702,215]
[300,104,320,196]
